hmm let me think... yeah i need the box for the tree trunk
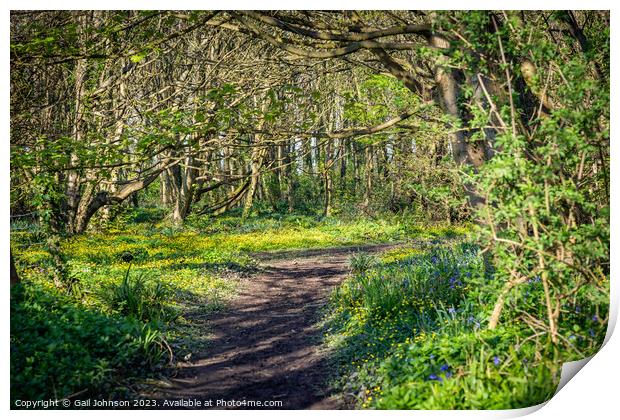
[172,156,197,224]
[242,142,265,218]
[66,54,87,234]
[243,112,268,218]
[323,139,333,217]
[285,139,294,212]
[73,166,167,234]
[10,252,20,286]
[363,145,374,208]
[160,170,173,206]
[429,33,486,208]
[339,138,347,190]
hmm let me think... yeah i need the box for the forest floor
[144,243,400,409]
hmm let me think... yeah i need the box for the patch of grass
[348,252,379,275]
[101,266,178,324]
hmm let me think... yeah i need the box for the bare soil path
[149,243,400,409]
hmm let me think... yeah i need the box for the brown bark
[66,54,87,231]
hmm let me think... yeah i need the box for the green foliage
[323,241,607,409]
[370,329,558,409]
[101,266,177,323]
[116,206,167,225]
[184,212,468,251]
[343,74,418,125]
[13,213,456,404]
[445,11,610,349]
[10,283,165,403]
[348,252,378,275]
[10,220,247,404]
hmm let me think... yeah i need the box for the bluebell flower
[445,371,452,378]
[568,334,576,341]
[493,356,501,366]
[592,315,599,322]
[448,307,456,315]
[428,373,442,382]
[589,329,595,337]
[440,364,450,371]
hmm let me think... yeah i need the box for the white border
[3,2,617,419]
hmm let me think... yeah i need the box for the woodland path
[147,243,400,409]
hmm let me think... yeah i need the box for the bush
[10,283,165,404]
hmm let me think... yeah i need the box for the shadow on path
[147,243,400,409]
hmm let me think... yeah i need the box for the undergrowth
[12,212,459,406]
[323,242,608,409]
[10,282,167,402]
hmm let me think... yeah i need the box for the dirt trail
[148,243,399,409]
